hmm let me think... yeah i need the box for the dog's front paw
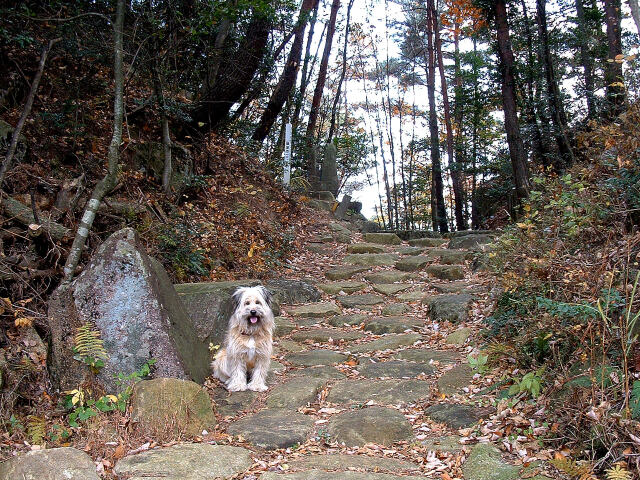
[227,382,248,392]
[247,382,268,392]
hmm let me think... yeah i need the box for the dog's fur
[211,286,274,392]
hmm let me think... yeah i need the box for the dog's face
[230,286,274,334]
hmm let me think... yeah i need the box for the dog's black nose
[250,310,257,316]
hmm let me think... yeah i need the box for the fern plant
[605,463,632,480]
[73,323,107,373]
[549,457,597,480]
[26,415,45,445]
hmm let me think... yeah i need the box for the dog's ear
[231,287,245,311]
[259,286,274,308]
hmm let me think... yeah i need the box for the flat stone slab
[325,265,370,280]
[445,327,472,345]
[426,403,493,429]
[327,379,430,404]
[364,316,423,334]
[449,234,494,250]
[382,303,410,315]
[462,443,543,480]
[327,406,413,446]
[291,328,364,343]
[422,435,463,453]
[292,366,346,379]
[289,302,341,318]
[0,447,100,480]
[437,364,474,395]
[266,377,326,408]
[275,316,296,336]
[408,237,446,247]
[394,349,459,364]
[395,246,425,256]
[358,360,435,378]
[425,265,464,280]
[347,243,386,254]
[287,350,348,366]
[295,317,325,327]
[277,339,306,352]
[327,314,368,327]
[288,454,420,472]
[344,254,399,267]
[427,294,473,323]
[338,294,385,308]
[432,281,478,294]
[395,256,431,272]
[363,233,402,245]
[437,250,470,265]
[261,472,425,480]
[364,271,411,284]
[318,281,367,295]
[397,291,427,302]
[113,444,252,480]
[372,283,412,295]
[349,333,422,353]
[211,388,259,417]
[228,410,315,450]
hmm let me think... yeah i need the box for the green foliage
[508,370,544,398]
[484,290,537,337]
[467,353,489,374]
[536,297,597,322]
[157,221,209,277]
[26,415,45,444]
[8,414,24,433]
[72,323,107,373]
[630,380,640,420]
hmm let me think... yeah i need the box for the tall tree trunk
[536,0,575,170]
[453,25,469,226]
[493,0,530,202]
[252,0,319,142]
[191,12,271,129]
[603,0,625,117]
[328,0,354,141]
[432,2,465,230]
[63,0,125,281]
[628,0,640,38]
[306,0,340,187]
[575,0,597,117]
[426,0,448,233]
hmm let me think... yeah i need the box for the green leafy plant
[467,353,489,374]
[72,323,108,373]
[508,370,544,398]
[630,380,640,420]
[26,415,45,445]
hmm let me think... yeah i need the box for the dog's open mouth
[249,315,260,324]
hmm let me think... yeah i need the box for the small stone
[287,350,348,366]
[327,406,413,445]
[427,294,473,323]
[437,364,474,395]
[426,265,464,280]
[338,294,385,308]
[425,403,493,429]
[289,302,341,318]
[363,233,402,245]
[211,387,258,417]
[382,303,410,315]
[318,281,367,295]
[344,253,399,267]
[372,283,412,295]
[445,327,472,345]
[358,360,435,378]
[291,328,364,343]
[397,291,427,302]
[327,314,369,326]
[325,265,370,281]
[228,410,314,450]
[438,250,470,265]
[266,377,326,408]
[327,378,430,405]
[448,234,494,250]
[364,316,423,334]
[274,316,296,336]
[395,256,431,272]
[276,339,306,352]
[349,333,422,353]
[130,378,216,436]
[408,238,446,247]
[462,443,526,480]
[364,271,411,284]
[0,447,99,480]
[113,444,252,480]
[347,243,386,254]
[395,246,425,256]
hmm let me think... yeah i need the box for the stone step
[364,316,423,334]
[325,265,370,280]
[286,350,348,367]
[372,283,413,295]
[317,281,367,295]
[344,253,399,266]
[408,237,447,247]
[437,364,474,395]
[364,270,412,284]
[425,403,493,429]
[395,255,430,272]
[337,293,385,308]
[347,242,386,254]
[266,376,326,408]
[290,328,364,343]
[349,333,422,353]
[448,233,494,250]
[326,406,413,446]
[426,293,473,323]
[358,359,435,378]
[327,378,430,405]
[227,410,314,450]
[425,264,464,280]
[286,454,420,474]
[363,232,402,245]
[289,302,341,318]
[261,471,425,480]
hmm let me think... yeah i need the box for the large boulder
[48,228,209,391]
[174,279,320,346]
[0,447,99,480]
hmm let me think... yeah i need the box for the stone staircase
[0,226,555,480]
